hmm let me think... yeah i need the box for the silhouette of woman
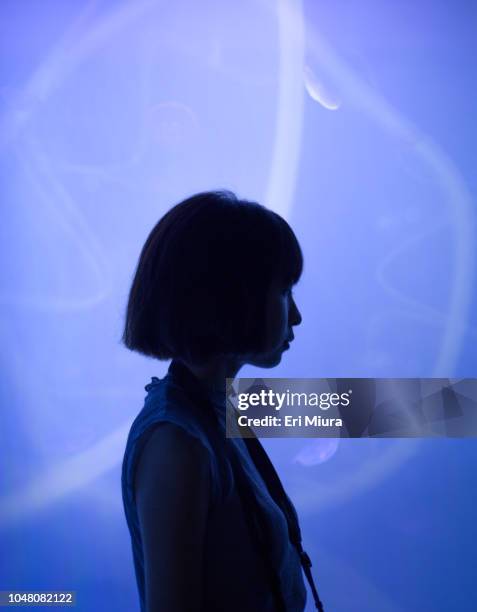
[121,190,324,611]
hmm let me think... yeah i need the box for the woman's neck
[181,356,243,393]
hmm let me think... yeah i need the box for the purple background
[1,1,476,610]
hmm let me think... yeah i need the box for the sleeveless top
[121,359,307,611]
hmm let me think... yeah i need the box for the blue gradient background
[1,1,476,610]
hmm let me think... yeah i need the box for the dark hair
[122,190,303,363]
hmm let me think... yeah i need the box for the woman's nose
[289,298,302,327]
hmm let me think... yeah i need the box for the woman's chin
[248,344,288,368]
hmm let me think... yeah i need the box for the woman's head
[122,190,303,365]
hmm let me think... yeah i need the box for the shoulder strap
[222,435,288,611]
[242,435,325,612]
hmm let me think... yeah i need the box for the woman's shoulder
[134,422,212,506]
[123,376,230,507]
[138,421,211,467]
[128,375,209,444]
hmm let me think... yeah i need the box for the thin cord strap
[243,435,325,612]
[223,440,287,612]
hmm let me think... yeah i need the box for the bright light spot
[147,101,199,152]
[303,65,341,110]
[293,438,340,466]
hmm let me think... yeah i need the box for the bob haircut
[122,190,303,363]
